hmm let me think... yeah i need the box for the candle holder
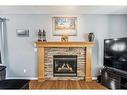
[42,29,46,42]
[38,29,42,41]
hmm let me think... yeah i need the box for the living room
[0,5,127,92]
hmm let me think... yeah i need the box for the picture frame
[52,17,77,36]
[16,29,29,37]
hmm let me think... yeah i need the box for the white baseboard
[6,77,38,80]
[6,77,97,80]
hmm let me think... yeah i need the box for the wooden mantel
[36,42,95,82]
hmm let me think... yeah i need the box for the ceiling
[0,6,127,14]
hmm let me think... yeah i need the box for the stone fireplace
[36,42,95,82]
[53,55,77,77]
[45,47,85,80]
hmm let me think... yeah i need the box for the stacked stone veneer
[44,47,86,80]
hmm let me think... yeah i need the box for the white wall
[0,14,127,79]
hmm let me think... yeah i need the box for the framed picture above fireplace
[52,17,77,36]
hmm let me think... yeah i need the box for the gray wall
[0,14,127,79]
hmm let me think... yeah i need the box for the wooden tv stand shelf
[101,67,127,89]
[36,42,95,82]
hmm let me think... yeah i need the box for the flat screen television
[104,37,127,72]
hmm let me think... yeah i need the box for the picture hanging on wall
[52,17,77,36]
[16,29,29,37]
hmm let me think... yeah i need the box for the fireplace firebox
[53,55,77,77]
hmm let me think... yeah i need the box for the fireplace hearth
[53,55,77,77]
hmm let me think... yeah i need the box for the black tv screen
[104,37,127,72]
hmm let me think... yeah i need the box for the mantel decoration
[61,35,68,42]
[52,17,77,36]
[38,29,42,41]
[37,29,46,41]
[42,29,46,41]
[88,32,95,42]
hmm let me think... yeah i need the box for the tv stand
[101,67,127,89]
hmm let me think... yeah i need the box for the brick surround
[44,47,86,80]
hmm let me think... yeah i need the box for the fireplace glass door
[53,55,77,77]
